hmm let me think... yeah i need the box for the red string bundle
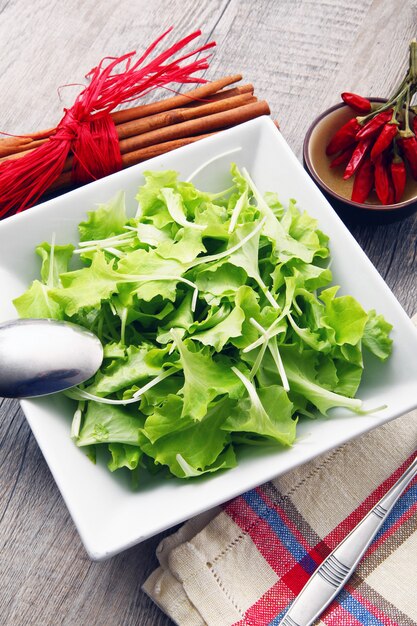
[0,28,215,218]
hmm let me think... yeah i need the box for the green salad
[14,164,393,480]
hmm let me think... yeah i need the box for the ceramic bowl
[2,117,417,559]
[303,98,417,221]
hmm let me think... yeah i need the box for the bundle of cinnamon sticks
[0,75,273,195]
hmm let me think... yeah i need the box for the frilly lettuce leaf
[79,191,127,241]
[255,347,363,416]
[362,309,393,361]
[192,304,245,351]
[50,251,120,315]
[156,227,206,263]
[139,396,236,478]
[36,242,74,287]
[76,402,144,447]
[223,381,296,446]
[13,280,64,319]
[194,263,247,303]
[171,329,243,421]
[320,287,368,346]
[86,345,172,397]
[108,443,142,472]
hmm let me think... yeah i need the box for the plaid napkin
[144,316,417,626]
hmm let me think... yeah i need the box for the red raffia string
[0,28,215,218]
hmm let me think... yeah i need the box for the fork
[279,453,417,626]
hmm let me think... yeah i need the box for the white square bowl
[0,117,416,560]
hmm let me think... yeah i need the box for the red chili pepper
[351,156,374,203]
[343,138,372,179]
[390,156,407,203]
[329,145,355,168]
[326,118,361,156]
[388,182,394,204]
[374,154,394,205]
[356,110,393,140]
[341,92,372,114]
[370,123,398,161]
[398,135,417,179]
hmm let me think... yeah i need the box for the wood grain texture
[0,1,416,624]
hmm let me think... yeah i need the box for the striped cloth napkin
[144,317,417,626]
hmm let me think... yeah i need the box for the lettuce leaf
[76,402,144,447]
[79,191,127,241]
[108,443,142,472]
[36,242,75,287]
[14,280,64,319]
[171,329,242,421]
[362,309,393,360]
[140,396,235,478]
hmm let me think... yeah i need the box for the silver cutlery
[280,453,417,626]
[0,318,103,398]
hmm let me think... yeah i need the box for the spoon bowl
[0,319,103,398]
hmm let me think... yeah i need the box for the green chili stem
[410,39,417,83]
[391,88,407,125]
[404,85,412,134]
[399,86,415,138]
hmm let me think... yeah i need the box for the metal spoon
[0,319,103,398]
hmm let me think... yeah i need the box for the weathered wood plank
[0,0,416,624]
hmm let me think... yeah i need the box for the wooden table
[0,1,416,624]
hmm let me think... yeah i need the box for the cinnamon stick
[116,92,256,140]
[118,100,270,153]
[111,74,243,124]
[121,132,215,166]
[0,135,34,158]
[0,137,48,158]
[186,83,253,105]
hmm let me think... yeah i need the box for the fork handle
[280,454,417,626]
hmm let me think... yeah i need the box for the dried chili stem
[400,85,414,138]
[409,39,417,82]
[391,88,406,125]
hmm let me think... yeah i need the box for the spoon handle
[279,453,417,626]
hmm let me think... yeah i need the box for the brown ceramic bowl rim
[303,98,417,213]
